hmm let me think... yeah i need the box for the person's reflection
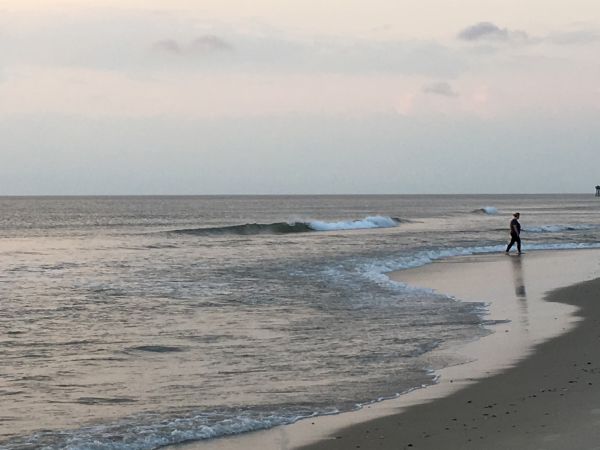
[510,256,527,298]
[510,255,529,331]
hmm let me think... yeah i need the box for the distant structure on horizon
[596,185,600,197]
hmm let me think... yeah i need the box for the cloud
[458,22,600,48]
[153,35,234,55]
[191,35,234,52]
[458,22,528,43]
[458,22,507,41]
[422,81,458,97]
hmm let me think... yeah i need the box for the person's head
[513,212,520,218]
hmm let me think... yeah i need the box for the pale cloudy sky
[1,0,599,194]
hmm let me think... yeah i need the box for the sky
[1,0,599,194]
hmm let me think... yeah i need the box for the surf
[523,224,600,233]
[172,216,402,236]
[472,206,498,215]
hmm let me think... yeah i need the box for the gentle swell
[173,216,401,236]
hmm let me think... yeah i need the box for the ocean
[1,194,600,450]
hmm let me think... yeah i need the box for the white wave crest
[360,242,600,288]
[308,216,399,231]
[480,206,498,214]
[524,224,599,233]
[5,408,337,450]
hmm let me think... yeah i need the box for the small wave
[174,222,313,236]
[473,206,498,215]
[76,397,137,405]
[360,242,600,288]
[128,345,184,353]
[524,224,600,233]
[172,216,401,236]
[146,243,179,249]
[2,407,336,450]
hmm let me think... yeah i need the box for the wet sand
[173,249,600,450]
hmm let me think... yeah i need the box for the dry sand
[172,249,600,450]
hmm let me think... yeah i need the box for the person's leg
[516,236,521,253]
[506,236,516,253]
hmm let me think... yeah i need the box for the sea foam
[359,242,600,288]
[524,224,600,233]
[308,215,399,231]
[2,408,335,450]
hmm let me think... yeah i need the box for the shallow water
[1,195,599,449]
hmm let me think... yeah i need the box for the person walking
[505,212,522,255]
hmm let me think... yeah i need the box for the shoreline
[171,249,600,450]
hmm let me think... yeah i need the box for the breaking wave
[358,241,600,288]
[309,216,401,231]
[524,224,600,233]
[1,407,336,450]
[173,216,402,236]
[473,206,498,215]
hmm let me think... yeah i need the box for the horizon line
[0,192,593,197]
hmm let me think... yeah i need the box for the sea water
[1,195,600,450]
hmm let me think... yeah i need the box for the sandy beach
[174,249,600,450]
